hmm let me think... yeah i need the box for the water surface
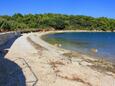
[42,32,115,62]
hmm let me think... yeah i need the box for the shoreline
[6,31,115,86]
[35,30,115,74]
[40,30,115,63]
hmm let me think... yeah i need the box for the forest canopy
[0,13,115,32]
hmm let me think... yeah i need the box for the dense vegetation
[0,13,115,32]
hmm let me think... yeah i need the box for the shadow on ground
[0,58,26,86]
[0,35,26,86]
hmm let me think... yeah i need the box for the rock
[91,48,98,53]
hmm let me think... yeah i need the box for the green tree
[0,19,11,31]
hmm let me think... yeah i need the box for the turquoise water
[43,32,115,62]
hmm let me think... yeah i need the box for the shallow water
[42,32,115,62]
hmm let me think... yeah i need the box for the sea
[42,32,115,62]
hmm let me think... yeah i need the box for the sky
[0,0,115,18]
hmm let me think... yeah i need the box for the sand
[6,31,115,86]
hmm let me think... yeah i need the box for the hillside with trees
[0,13,115,32]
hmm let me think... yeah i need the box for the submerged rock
[91,48,98,53]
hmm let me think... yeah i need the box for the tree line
[0,13,115,32]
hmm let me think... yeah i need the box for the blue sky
[0,0,115,18]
